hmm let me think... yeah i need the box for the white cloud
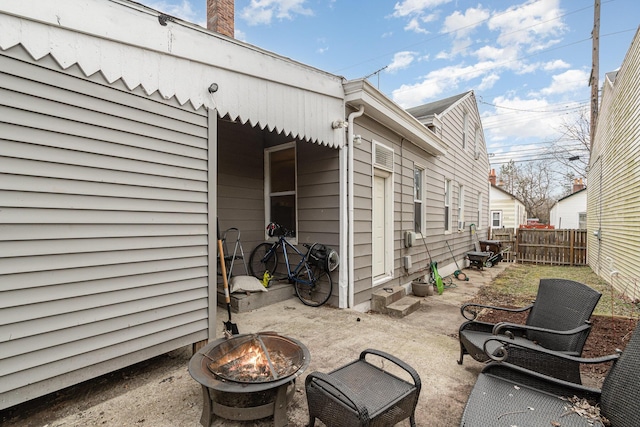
[543,59,570,71]
[405,17,429,34]
[392,0,452,18]
[387,51,417,73]
[482,96,566,142]
[392,61,497,107]
[235,29,247,41]
[488,0,566,50]
[441,6,490,38]
[478,73,500,91]
[392,79,447,107]
[540,69,590,95]
[240,0,313,26]
[475,45,509,62]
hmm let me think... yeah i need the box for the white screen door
[372,175,385,278]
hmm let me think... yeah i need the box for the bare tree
[552,109,590,180]
[498,160,555,223]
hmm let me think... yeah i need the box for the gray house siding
[351,116,445,306]
[0,46,211,409]
[350,91,490,307]
[413,92,491,263]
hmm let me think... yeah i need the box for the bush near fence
[490,228,587,266]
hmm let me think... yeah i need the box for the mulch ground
[476,310,638,379]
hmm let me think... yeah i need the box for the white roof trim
[343,79,446,156]
[0,0,345,148]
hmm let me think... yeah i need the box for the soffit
[343,79,446,157]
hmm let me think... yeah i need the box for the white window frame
[414,165,425,235]
[491,210,502,228]
[264,142,297,243]
[578,212,587,229]
[444,179,452,233]
[457,184,464,231]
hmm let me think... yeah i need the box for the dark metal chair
[458,278,602,383]
[305,349,421,427]
[460,323,640,426]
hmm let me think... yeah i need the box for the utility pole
[589,0,600,150]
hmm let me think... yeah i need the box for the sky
[138,0,638,195]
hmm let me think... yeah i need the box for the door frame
[372,167,393,285]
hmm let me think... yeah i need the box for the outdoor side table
[305,348,421,427]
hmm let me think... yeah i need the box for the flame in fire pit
[206,333,303,383]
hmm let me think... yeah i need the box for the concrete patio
[3,263,509,427]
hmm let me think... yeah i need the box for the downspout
[347,105,365,308]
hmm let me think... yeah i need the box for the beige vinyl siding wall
[0,46,210,409]
[351,94,490,305]
[587,29,640,297]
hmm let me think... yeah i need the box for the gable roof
[490,184,526,206]
[556,187,587,203]
[406,91,471,119]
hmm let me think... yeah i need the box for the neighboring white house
[587,27,640,299]
[488,170,527,230]
[550,186,587,229]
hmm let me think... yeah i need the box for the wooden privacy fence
[490,229,587,266]
[489,229,517,263]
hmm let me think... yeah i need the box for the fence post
[570,229,575,266]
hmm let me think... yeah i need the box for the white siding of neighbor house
[549,191,587,229]
[489,186,526,229]
[351,92,490,307]
[0,46,211,409]
[587,28,640,298]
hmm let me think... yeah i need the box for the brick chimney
[572,178,585,193]
[489,169,497,186]
[207,0,234,38]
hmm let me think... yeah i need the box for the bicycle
[249,223,335,307]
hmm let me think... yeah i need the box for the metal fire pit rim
[205,332,304,384]
[188,332,311,393]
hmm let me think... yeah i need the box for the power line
[478,99,589,114]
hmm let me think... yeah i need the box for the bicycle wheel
[294,264,332,307]
[249,243,278,279]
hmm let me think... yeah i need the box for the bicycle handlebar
[268,222,295,238]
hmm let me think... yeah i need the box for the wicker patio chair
[458,278,601,383]
[460,323,640,426]
[305,349,421,427]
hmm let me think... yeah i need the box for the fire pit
[189,332,310,427]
